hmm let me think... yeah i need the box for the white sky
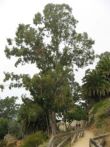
[0,0,110,101]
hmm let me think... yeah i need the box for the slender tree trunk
[45,113,50,136]
[49,111,57,135]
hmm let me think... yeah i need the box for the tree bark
[49,111,57,135]
[45,113,50,136]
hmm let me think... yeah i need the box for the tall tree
[4,3,94,135]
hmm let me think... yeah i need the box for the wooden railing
[89,133,110,147]
[48,128,84,147]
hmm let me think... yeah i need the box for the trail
[72,130,94,147]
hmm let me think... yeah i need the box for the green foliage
[0,97,20,139]
[90,99,110,132]
[96,51,110,76]
[72,82,81,102]
[82,69,110,99]
[0,97,19,119]
[8,120,22,139]
[65,106,88,122]
[18,101,49,134]
[82,52,110,102]
[4,3,94,77]
[0,118,22,140]
[0,118,8,139]
[4,3,95,135]
[19,102,43,122]
[21,131,48,147]
[92,99,110,116]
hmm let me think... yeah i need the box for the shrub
[21,131,48,147]
[8,120,23,139]
[0,118,8,139]
[65,106,88,122]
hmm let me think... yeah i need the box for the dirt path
[72,130,94,147]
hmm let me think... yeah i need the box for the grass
[90,98,110,135]
[92,98,110,115]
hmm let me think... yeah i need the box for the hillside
[89,98,110,135]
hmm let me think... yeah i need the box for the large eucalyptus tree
[4,3,94,135]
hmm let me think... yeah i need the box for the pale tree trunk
[49,111,57,135]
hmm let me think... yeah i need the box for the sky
[0,0,110,101]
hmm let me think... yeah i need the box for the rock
[4,134,17,147]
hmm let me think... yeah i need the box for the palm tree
[82,69,110,101]
[96,52,110,79]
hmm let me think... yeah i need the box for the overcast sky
[0,0,110,100]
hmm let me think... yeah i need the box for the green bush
[8,120,22,139]
[0,118,8,139]
[65,106,88,122]
[21,131,48,147]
